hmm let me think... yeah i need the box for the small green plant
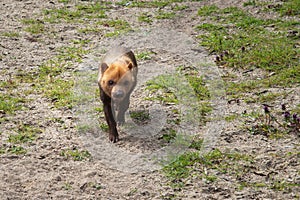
[92,183,103,190]
[0,95,25,114]
[127,188,138,196]
[198,5,219,16]
[62,182,72,190]
[21,18,40,25]
[239,181,272,190]
[58,0,70,3]
[94,106,103,113]
[76,2,111,15]
[25,23,45,34]
[146,73,211,125]
[161,129,177,142]
[48,117,65,124]
[270,179,298,191]
[268,0,300,16]
[8,145,27,155]
[71,39,91,45]
[117,0,169,8]
[99,19,130,30]
[243,0,257,7]
[43,8,81,23]
[249,104,299,138]
[78,26,102,34]
[57,46,88,63]
[155,11,175,19]
[1,31,20,37]
[101,19,132,37]
[163,149,254,188]
[189,138,203,150]
[204,175,217,182]
[145,75,179,104]
[43,3,108,23]
[8,124,41,144]
[196,23,224,32]
[225,114,238,122]
[136,51,153,60]
[172,4,188,11]
[43,79,74,109]
[130,110,150,123]
[186,75,210,101]
[104,31,120,37]
[22,18,45,34]
[163,151,198,188]
[99,123,109,132]
[138,13,153,23]
[60,148,91,161]
[0,147,5,154]
[257,92,286,103]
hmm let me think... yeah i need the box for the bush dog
[98,46,138,142]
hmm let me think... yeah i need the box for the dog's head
[100,59,137,102]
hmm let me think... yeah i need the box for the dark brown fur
[98,46,137,142]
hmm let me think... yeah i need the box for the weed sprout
[250,104,299,138]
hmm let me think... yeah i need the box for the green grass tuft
[161,129,177,143]
[43,2,108,23]
[197,6,299,71]
[196,5,300,99]
[22,19,45,34]
[8,146,27,155]
[138,13,153,23]
[270,0,300,16]
[163,149,254,188]
[99,123,109,132]
[136,51,153,60]
[60,148,91,161]
[155,11,176,19]
[100,19,132,37]
[145,75,179,104]
[0,95,25,114]
[186,75,210,100]
[198,5,219,16]
[1,31,20,37]
[172,4,189,11]
[8,124,41,144]
[130,110,150,123]
[117,0,169,8]
[27,45,89,109]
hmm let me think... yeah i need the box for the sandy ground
[0,0,299,199]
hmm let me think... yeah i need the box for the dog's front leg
[116,96,130,126]
[100,88,119,143]
[103,102,118,142]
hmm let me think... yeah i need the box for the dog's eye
[108,80,114,86]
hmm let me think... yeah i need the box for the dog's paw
[109,133,119,143]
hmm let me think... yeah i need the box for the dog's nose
[113,90,124,99]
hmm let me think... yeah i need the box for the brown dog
[98,46,138,142]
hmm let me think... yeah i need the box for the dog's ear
[127,62,133,70]
[101,63,109,73]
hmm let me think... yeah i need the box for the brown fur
[98,46,137,142]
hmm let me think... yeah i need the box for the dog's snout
[113,90,124,99]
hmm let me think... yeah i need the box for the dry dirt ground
[0,0,299,199]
